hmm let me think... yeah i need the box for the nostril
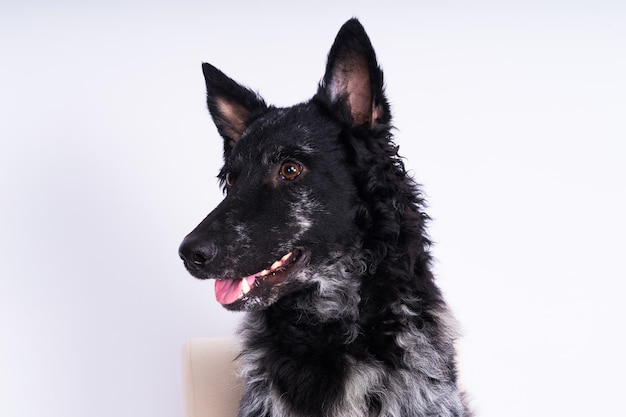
[179,237,218,272]
[190,252,207,266]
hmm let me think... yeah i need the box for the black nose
[178,236,218,273]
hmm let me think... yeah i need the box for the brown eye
[225,172,233,187]
[279,161,302,181]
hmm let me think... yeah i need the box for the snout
[178,235,218,277]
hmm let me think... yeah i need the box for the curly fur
[179,18,471,417]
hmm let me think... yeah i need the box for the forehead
[229,104,340,165]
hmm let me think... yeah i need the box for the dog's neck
[241,229,443,346]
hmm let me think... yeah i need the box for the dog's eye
[225,172,234,187]
[279,161,302,181]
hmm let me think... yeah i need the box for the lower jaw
[214,249,309,307]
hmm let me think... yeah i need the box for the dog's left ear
[317,18,390,128]
[202,63,268,158]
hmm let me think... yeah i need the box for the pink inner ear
[216,98,250,143]
[347,67,372,126]
[329,54,374,126]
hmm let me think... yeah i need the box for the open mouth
[214,249,309,307]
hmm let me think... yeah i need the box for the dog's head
[179,19,391,311]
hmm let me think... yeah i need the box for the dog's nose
[178,237,218,273]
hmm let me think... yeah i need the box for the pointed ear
[317,18,390,128]
[202,63,267,156]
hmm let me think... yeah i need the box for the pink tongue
[214,279,243,305]
[214,276,256,305]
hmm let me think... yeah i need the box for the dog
[179,18,471,417]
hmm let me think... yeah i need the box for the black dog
[179,18,471,417]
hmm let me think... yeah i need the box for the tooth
[270,260,283,270]
[241,278,251,294]
[260,269,269,276]
[280,252,292,262]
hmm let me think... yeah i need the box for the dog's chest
[266,358,387,417]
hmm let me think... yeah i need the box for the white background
[1,1,625,416]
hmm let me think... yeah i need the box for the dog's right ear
[316,18,390,129]
[202,63,267,157]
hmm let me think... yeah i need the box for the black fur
[179,18,471,417]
